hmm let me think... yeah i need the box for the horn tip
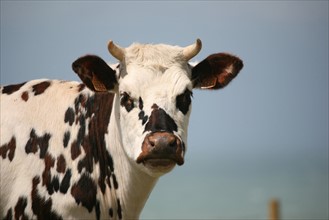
[107,40,114,50]
[107,40,125,62]
[196,38,202,50]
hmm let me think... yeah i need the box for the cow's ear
[192,53,243,89]
[72,55,118,92]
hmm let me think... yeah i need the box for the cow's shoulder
[0,79,116,219]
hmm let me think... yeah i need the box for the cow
[0,39,243,219]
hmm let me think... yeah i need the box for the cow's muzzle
[136,132,185,169]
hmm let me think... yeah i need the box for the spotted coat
[0,39,243,219]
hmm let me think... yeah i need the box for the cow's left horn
[183,39,202,61]
[108,40,125,62]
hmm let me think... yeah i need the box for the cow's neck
[106,93,158,219]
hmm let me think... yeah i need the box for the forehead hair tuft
[125,43,185,68]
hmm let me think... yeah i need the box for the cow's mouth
[140,158,177,171]
[136,155,183,168]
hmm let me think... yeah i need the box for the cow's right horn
[183,39,202,61]
[108,40,125,62]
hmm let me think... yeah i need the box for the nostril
[147,135,156,148]
[167,135,177,148]
[148,139,155,147]
[169,139,177,148]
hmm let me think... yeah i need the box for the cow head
[72,39,243,177]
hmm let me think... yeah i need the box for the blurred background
[1,1,328,219]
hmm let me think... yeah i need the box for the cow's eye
[120,92,135,112]
[176,89,192,115]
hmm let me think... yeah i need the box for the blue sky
[1,1,328,219]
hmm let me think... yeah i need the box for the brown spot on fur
[76,116,86,145]
[56,154,66,173]
[39,134,51,158]
[117,199,122,219]
[32,81,51,96]
[78,84,86,92]
[0,137,16,161]
[95,201,100,220]
[52,176,60,193]
[60,169,71,194]
[71,173,97,212]
[71,140,81,160]
[4,208,12,220]
[138,110,148,125]
[64,108,75,126]
[14,197,28,220]
[2,82,26,95]
[21,91,29,102]
[139,97,144,110]
[25,130,39,154]
[74,94,87,114]
[63,131,70,148]
[25,129,51,159]
[112,173,118,190]
[42,153,58,195]
[31,176,62,219]
[42,154,55,185]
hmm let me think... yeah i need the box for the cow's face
[118,62,192,175]
[72,39,243,177]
